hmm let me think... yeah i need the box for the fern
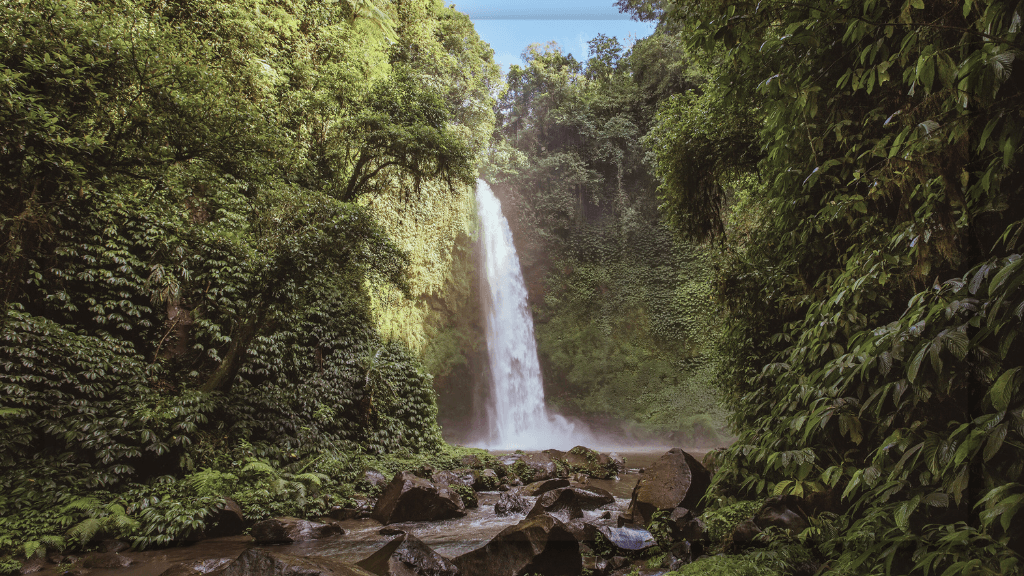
[66,517,101,546]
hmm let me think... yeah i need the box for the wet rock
[754,496,810,533]
[731,519,762,546]
[473,469,500,491]
[379,528,406,536]
[627,448,711,525]
[454,514,582,576]
[371,472,466,525]
[527,488,584,524]
[586,525,657,556]
[432,469,475,488]
[223,548,374,576]
[600,511,611,520]
[83,553,133,568]
[157,558,233,576]
[562,446,616,479]
[250,516,344,544]
[497,484,512,492]
[494,490,531,516]
[356,533,459,576]
[518,453,558,482]
[521,478,570,496]
[582,556,606,576]
[528,487,616,525]
[18,558,45,574]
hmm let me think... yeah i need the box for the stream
[40,450,707,576]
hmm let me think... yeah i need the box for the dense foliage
[484,36,729,443]
[0,0,497,564]
[644,0,1024,572]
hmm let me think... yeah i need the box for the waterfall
[475,179,585,450]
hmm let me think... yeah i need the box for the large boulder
[561,447,617,479]
[223,548,374,576]
[521,479,569,496]
[526,488,584,524]
[499,453,559,483]
[372,472,467,525]
[495,490,531,517]
[527,487,616,524]
[251,517,344,544]
[627,448,711,525]
[472,469,500,491]
[454,514,582,576]
[356,533,459,576]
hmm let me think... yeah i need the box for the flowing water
[475,180,589,450]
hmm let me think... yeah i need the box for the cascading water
[475,179,587,450]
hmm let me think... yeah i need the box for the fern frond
[38,535,66,552]
[292,472,325,487]
[241,460,276,476]
[61,496,101,514]
[66,517,101,545]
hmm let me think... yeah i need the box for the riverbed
[32,449,708,576]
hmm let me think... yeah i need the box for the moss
[701,500,764,543]
[666,554,779,576]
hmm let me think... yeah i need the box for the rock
[83,553,133,568]
[454,514,582,576]
[472,469,500,491]
[669,540,692,564]
[521,478,570,496]
[432,469,475,488]
[206,497,248,538]
[356,533,459,576]
[497,484,512,492]
[527,487,616,524]
[99,539,130,554]
[754,496,810,533]
[606,453,625,473]
[667,507,706,541]
[526,488,584,524]
[731,519,762,546]
[562,446,615,478]
[250,517,344,544]
[586,525,657,556]
[512,453,558,482]
[330,496,374,521]
[600,511,611,520]
[363,470,390,491]
[379,528,406,536]
[461,454,484,469]
[495,490,531,516]
[371,472,467,525]
[157,558,233,576]
[607,556,630,571]
[626,448,711,525]
[223,548,374,576]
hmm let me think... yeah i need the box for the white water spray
[475,179,589,450]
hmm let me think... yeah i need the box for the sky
[450,0,657,73]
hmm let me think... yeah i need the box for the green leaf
[991,367,1021,411]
